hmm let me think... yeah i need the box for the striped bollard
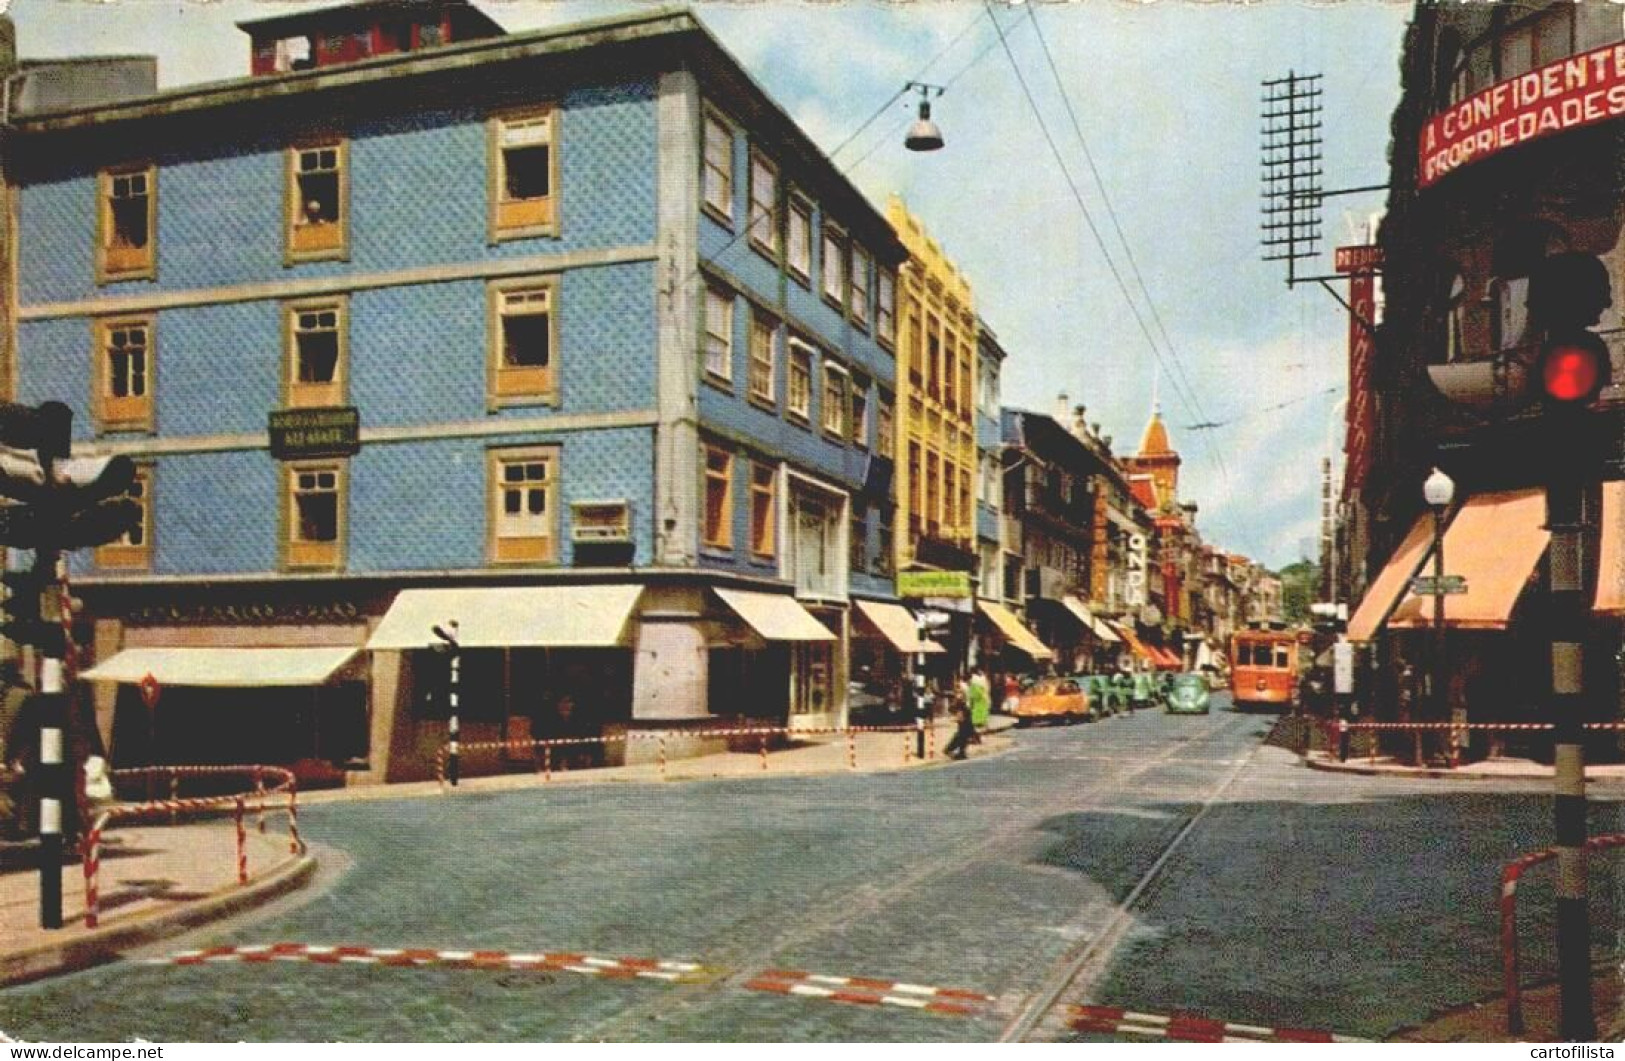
[759,734,768,772]
[657,736,667,780]
[927,718,935,761]
[434,622,461,787]
[543,744,552,783]
[287,782,302,855]
[847,728,857,771]
[82,816,105,928]
[914,611,928,761]
[169,774,179,825]
[902,730,910,766]
[234,797,248,885]
[254,770,267,833]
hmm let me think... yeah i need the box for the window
[98,165,155,282]
[850,510,867,573]
[703,444,733,550]
[925,452,940,535]
[980,361,999,415]
[788,197,812,281]
[958,348,972,416]
[748,150,779,257]
[850,376,870,448]
[876,396,894,458]
[927,322,941,399]
[750,461,776,558]
[95,317,153,431]
[748,309,777,406]
[286,139,347,261]
[822,225,846,306]
[285,299,346,408]
[702,112,733,223]
[488,279,557,403]
[490,106,559,240]
[283,462,344,570]
[908,311,924,384]
[822,364,847,438]
[959,469,972,536]
[788,341,812,421]
[876,269,896,347]
[704,285,733,383]
[849,246,871,327]
[488,447,557,564]
[942,336,956,409]
[907,443,921,533]
[96,463,152,570]
[874,507,894,577]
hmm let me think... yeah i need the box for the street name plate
[1410,574,1468,596]
[269,406,361,460]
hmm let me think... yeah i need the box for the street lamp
[1423,467,1455,766]
[903,82,945,152]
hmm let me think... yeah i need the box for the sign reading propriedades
[1419,42,1625,188]
[897,570,972,599]
[269,406,361,460]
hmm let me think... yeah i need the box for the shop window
[822,225,846,307]
[490,106,559,240]
[286,140,348,262]
[704,285,733,384]
[703,444,734,550]
[788,341,812,422]
[748,149,779,258]
[876,269,896,348]
[96,463,152,570]
[97,165,155,282]
[792,641,834,717]
[285,299,346,408]
[488,279,557,404]
[95,317,153,432]
[788,197,812,283]
[488,446,557,564]
[702,110,733,224]
[750,461,776,559]
[748,308,777,408]
[822,363,847,438]
[284,462,344,570]
[850,246,871,328]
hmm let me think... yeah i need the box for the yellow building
[887,196,978,577]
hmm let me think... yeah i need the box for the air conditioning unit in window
[571,500,631,543]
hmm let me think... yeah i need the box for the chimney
[1054,392,1070,423]
[1072,404,1088,440]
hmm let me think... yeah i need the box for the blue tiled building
[3,2,906,783]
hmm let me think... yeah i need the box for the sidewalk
[1393,967,1624,1042]
[1303,748,1625,784]
[0,717,1003,987]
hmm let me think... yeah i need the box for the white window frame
[704,285,733,383]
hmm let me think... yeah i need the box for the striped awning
[80,647,360,687]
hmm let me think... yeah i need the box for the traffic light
[1538,331,1611,408]
[0,568,62,656]
[0,403,140,551]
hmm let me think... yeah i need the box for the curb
[1302,755,1625,785]
[0,853,318,989]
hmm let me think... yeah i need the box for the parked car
[1007,677,1093,725]
[1129,670,1161,711]
[1083,674,1127,715]
[1164,673,1212,715]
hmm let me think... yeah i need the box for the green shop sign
[897,571,972,599]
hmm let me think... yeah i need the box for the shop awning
[854,600,944,654]
[715,589,835,642]
[976,601,1054,661]
[1388,489,1548,631]
[1111,623,1155,663]
[1598,480,1625,616]
[1345,513,1438,643]
[80,647,360,687]
[1059,596,1121,643]
[366,584,644,649]
[1155,647,1184,670]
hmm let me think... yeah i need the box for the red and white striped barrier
[744,968,994,1016]
[82,765,302,928]
[433,724,930,789]
[1499,831,1625,1035]
[143,943,712,983]
[1067,1004,1366,1043]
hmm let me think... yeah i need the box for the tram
[1228,626,1300,711]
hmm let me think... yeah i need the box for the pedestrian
[942,697,977,761]
[968,666,991,738]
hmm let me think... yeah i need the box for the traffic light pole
[1547,427,1595,1041]
[35,546,63,929]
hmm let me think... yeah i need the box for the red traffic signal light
[1539,332,1611,406]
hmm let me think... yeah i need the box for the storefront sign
[897,571,972,598]
[1344,263,1376,498]
[127,600,363,625]
[1334,245,1383,274]
[1419,43,1625,189]
[269,406,360,460]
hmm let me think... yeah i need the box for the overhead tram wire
[1182,385,1341,431]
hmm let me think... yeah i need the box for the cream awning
[366,584,644,650]
[715,589,835,642]
[1060,596,1121,643]
[1389,489,1548,631]
[80,647,359,687]
[854,600,944,654]
[976,601,1054,661]
[1598,481,1625,616]
[1346,513,1437,643]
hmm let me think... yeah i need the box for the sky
[4,0,1414,570]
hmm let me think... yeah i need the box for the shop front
[850,599,944,723]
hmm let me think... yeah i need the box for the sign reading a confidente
[1419,42,1625,189]
[269,406,360,460]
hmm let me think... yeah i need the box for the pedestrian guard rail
[1499,832,1625,1037]
[434,723,938,789]
[1320,720,1625,769]
[82,764,303,929]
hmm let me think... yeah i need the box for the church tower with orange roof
[1126,404,1182,510]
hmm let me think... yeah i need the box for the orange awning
[1598,481,1625,616]
[1112,623,1155,662]
[1346,513,1437,642]
[1388,489,1548,631]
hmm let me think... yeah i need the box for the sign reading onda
[1419,42,1625,189]
[269,406,360,461]
[897,570,972,599]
